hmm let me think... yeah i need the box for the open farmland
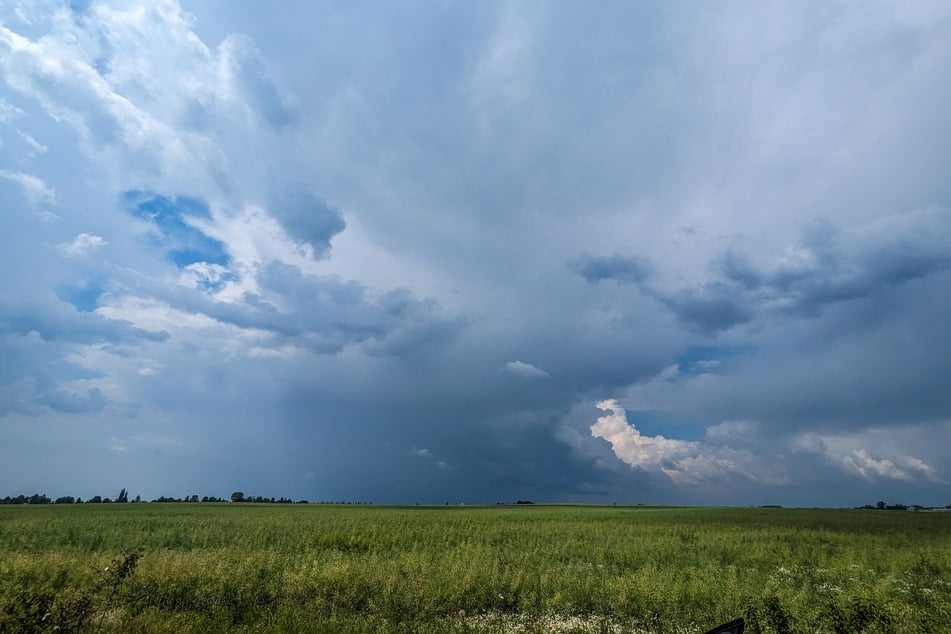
[0,504,948,633]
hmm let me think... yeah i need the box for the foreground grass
[0,504,948,632]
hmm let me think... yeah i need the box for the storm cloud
[1,1,949,506]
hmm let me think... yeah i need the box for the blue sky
[1,0,950,506]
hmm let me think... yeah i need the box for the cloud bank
[1,1,949,506]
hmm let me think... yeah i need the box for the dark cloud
[1,1,950,506]
[266,187,346,258]
[139,259,463,357]
[576,209,951,335]
[656,284,755,334]
[569,254,651,285]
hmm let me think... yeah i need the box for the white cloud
[791,432,943,483]
[704,420,757,444]
[843,449,909,481]
[0,169,55,205]
[59,232,107,256]
[17,129,46,154]
[591,400,784,486]
[178,262,232,290]
[591,399,696,469]
[502,360,549,378]
[0,96,24,122]
[901,456,943,483]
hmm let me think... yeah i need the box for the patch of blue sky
[123,190,229,268]
[628,409,708,443]
[675,345,754,376]
[67,0,92,14]
[123,189,212,224]
[169,244,229,268]
[57,282,102,312]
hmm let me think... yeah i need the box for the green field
[0,504,948,633]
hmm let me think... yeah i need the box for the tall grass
[0,504,947,632]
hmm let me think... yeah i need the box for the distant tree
[54,496,76,504]
[231,491,245,503]
[117,488,129,503]
[89,495,103,503]
[133,495,141,503]
[876,500,886,510]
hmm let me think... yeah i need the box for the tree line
[856,500,951,511]
[0,489,311,505]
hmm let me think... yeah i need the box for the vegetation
[0,504,948,632]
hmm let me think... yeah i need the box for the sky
[1,0,950,506]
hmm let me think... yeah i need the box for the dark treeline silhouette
[4,492,951,508]
[1,490,309,505]
[857,500,951,511]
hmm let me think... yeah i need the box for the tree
[876,500,886,510]
[117,488,129,503]
[231,491,245,503]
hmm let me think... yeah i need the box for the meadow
[0,504,948,633]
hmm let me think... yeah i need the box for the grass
[0,504,948,632]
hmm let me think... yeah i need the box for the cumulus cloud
[59,233,107,256]
[792,432,944,484]
[590,400,777,486]
[502,360,549,379]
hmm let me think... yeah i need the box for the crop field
[0,504,948,633]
